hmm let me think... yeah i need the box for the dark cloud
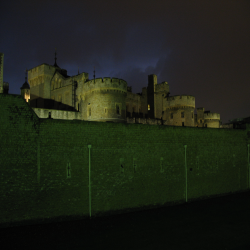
[1,0,250,123]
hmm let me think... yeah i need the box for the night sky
[1,0,250,124]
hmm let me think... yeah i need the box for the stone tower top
[84,77,127,93]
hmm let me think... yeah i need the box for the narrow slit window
[120,158,124,173]
[133,158,137,173]
[67,162,71,178]
[160,157,164,173]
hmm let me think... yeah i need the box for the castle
[0,52,249,229]
[15,52,220,128]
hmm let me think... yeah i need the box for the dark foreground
[1,191,250,250]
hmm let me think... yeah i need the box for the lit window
[148,104,150,111]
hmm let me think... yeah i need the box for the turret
[20,70,30,103]
[164,95,195,126]
[82,77,127,122]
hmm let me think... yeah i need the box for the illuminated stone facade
[25,62,220,127]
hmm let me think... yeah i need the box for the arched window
[148,104,150,111]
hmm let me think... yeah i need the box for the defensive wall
[32,108,81,120]
[0,93,250,229]
[166,95,195,108]
[155,81,169,93]
[204,112,220,120]
[83,77,127,93]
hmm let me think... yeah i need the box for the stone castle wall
[166,95,195,108]
[33,108,81,120]
[0,94,248,228]
[83,77,127,93]
[204,112,220,120]
[155,81,169,93]
[28,64,56,105]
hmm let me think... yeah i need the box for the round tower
[20,70,30,103]
[163,95,195,126]
[204,112,220,128]
[81,77,127,122]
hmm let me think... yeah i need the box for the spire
[54,48,59,67]
[25,68,27,83]
[20,69,30,90]
[93,66,95,83]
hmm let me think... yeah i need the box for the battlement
[197,107,205,111]
[28,64,68,81]
[29,64,53,79]
[204,112,220,120]
[166,95,195,108]
[84,77,127,93]
[127,91,141,101]
[155,81,169,93]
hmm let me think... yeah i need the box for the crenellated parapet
[83,77,127,94]
[166,95,195,109]
[28,64,56,87]
[155,82,169,93]
[204,112,220,120]
[81,77,127,123]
